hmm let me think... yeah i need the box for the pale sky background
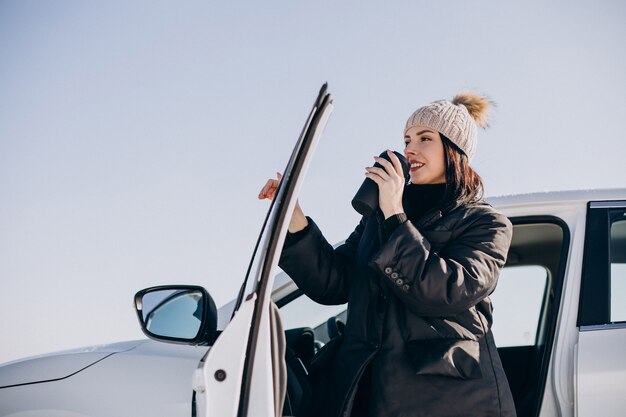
[1,0,625,365]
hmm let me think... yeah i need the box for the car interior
[278,218,569,417]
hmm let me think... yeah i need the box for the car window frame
[578,200,626,329]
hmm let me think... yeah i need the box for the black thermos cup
[351,150,410,216]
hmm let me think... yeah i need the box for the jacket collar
[414,209,443,229]
[373,193,469,230]
[374,207,443,230]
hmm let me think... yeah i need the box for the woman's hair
[440,133,484,207]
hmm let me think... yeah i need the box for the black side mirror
[134,285,217,345]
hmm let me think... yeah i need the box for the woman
[259,93,516,417]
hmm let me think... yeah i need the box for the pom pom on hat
[452,92,493,129]
[404,91,493,161]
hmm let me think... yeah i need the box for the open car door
[192,85,333,417]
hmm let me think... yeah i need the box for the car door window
[490,265,548,347]
[610,214,626,322]
[279,292,346,343]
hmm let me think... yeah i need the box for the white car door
[193,85,333,417]
[576,201,626,416]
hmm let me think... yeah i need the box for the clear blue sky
[1,0,625,364]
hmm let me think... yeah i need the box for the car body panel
[577,327,626,416]
[0,340,208,416]
[0,341,141,389]
[193,295,256,417]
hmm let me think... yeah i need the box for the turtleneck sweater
[382,183,447,238]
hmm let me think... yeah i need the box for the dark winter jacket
[279,192,516,417]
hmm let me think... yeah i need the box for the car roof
[487,188,626,208]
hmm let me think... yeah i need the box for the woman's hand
[258,172,308,233]
[365,150,405,219]
[258,172,283,201]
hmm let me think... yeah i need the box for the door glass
[279,293,347,343]
[490,265,548,347]
[610,216,626,322]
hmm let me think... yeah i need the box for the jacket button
[384,267,393,275]
[402,284,410,292]
[369,341,380,349]
[390,272,399,279]
[395,278,403,285]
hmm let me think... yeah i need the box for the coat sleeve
[278,216,365,305]
[369,208,512,317]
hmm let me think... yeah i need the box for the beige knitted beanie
[404,92,493,161]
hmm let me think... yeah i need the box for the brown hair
[440,133,484,208]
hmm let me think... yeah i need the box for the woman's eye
[421,137,432,142]
[404,141,410,147]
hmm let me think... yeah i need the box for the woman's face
[403,125,446,184]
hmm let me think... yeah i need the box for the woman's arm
[288,200,308,233]
[369,208,512,317]
[279,217,365,305]
[259,172,362,305]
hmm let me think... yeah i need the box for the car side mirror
[134,285,217,345]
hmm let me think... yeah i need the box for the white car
[1,85,625,417]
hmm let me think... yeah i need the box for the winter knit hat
[404,92,493,161]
